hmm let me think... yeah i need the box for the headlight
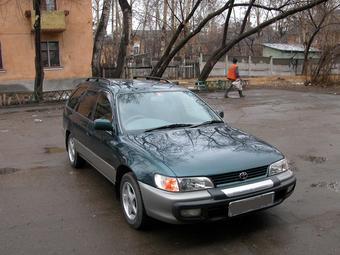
[269,159,289,176]
[154,174,214,192]
[178,177,214,192]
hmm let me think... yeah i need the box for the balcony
[25,10,69,33]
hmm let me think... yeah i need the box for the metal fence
[103,62,199,80]
[104,54,340,79]
[200,55,340,77]
[0,89,73,107]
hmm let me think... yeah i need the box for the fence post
[225,55,228,76]
[183,58,186,79]
[248,56,252,76]
[193,63,196,78]
[270,57,273,76]
[199,53,203,73]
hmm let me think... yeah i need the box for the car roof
[82,78,186,94]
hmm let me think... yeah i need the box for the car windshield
[117,91,221,132]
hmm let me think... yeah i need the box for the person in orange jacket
[224,58,245,98]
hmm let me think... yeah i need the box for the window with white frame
[0,42,3,69]
[41,41,60,68]
[41,0,57,11]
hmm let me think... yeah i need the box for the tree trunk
[170,0,175,31]
[33,0,44,102]
[116,0,121,32]
[199,0,328,81]
[111,0,132,78]
[92,0,112,77]
[302,29,319,75]
[95,0,100,28]
[160,0,168,54]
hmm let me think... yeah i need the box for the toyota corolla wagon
[63,77,296,229]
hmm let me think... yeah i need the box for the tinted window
[68,87,87,109]
[77,90,98,119]
[94,94,113,121]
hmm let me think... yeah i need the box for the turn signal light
[154,174,179,192]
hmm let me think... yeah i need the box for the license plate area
[228,192,274,217]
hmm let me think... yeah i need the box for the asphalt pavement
[0,89,339,255]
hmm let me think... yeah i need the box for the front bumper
[139,170,296,224]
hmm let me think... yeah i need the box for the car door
[72,89,99,158]
[87,91,119,182]
[64,85,88,133]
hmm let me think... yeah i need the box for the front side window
[94,94,113,121]
[41,41,60,67]
[117,91,219,132]
[67,87,87,109]
[0,42,3,69]
[41,0,57,11]
[76,90,98,119]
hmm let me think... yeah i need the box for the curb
[0,102,65,115]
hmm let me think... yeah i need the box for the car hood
[125,124,283,177]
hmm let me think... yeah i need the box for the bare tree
[93,0,101,30]
[161,0,168,53]
[111,0,132,77]
[33,0,43,102]
[150,0,203,77]
[92,0,112,77]
[199,0,330,80]
[300,1,340,75]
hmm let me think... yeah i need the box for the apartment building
[0,0,93,91]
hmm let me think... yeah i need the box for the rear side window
[68,87,87,109]
[93,93,113,121]
[76,90,98,119]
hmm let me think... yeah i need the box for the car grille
[210,165,268,186]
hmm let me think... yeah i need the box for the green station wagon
[63,77,296,229]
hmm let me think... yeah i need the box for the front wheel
[120,173,149,229]
[67,134,85,168]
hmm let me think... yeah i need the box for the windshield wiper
[190,120,224,128]
[144,123,194,132]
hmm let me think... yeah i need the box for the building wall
[0,0,93,90]
[263,47,319,59]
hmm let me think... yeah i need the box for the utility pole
[33,0,44,102]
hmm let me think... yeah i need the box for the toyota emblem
[239,171,248,180]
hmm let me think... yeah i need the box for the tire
[120,172,149,229]
[67,134,85,168]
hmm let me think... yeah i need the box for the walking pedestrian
[224,58,245,98]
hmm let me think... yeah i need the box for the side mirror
[94,119,113,131]
[218,110,224,118]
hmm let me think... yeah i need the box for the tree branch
[239,0,256,34]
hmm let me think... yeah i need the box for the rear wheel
[67,134,85,168]
[120,172,148,229]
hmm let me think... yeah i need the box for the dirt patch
[299,155,326,164]
[327,182,340,193]
[179,76,340,95]
[310,181,327,188]
[0,168,20,175]
[289,160,299,172]
[310,181,340,193]
[44,146,65,154]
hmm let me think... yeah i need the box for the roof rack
[86,77,111,84]
[133,76,171,83]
